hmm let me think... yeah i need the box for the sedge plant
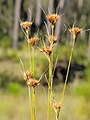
[19,6,89,120]
[20,20,38,120]
[52,24,83,120]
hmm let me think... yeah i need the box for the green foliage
[75,82,90,97]
[0,48,19,62]
[5,49,19,62]
[0,61,24,88]
[0,70,22,88]
[0,71,9,88]
[0,36,12,48]
[84,66,90,82]
[55,39,87,64]
[6,83,23,95]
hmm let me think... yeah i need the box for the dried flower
[24,71,32,81]
[41,46,52,56]
[20,21,32,30]
[48,35,58,44]
[53,101,62,113]
[47,14,59,26]
[69,27,82,38]
[27,37,38,46]
[27,79,39,87]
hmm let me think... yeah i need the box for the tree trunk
[78,0,83,9]
[13,0,22,49]
[55,0,67,45]
[87,33,90,59]
[28,0,34,21]
[35,0,41,29]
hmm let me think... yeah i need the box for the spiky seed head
[27,37,38,46]
[26,79,39,87]
[41,46,52,56]
[53,101,62,113]
[69,27,81,38]
[47,14,59,26]
[20,21,32,30]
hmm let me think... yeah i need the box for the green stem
[31,46,35,76]
[28,44,32,72]
[32,87,36,120]
[26,29,31,72]
[48,59,52,120]
[48,25,54,120]
[60,37,76,103]
[28,85,33,120]
[26,30,33,120]
[56,112,58,120]
[31,46,35,120]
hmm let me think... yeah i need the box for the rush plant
[19,7,88,120]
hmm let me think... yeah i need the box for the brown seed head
[48,35,58,44]
[69,27,81,37]
[27,37,38,46]
[47,14,59,25]
[53,101,62,112]
[24,71,32,81]
[41,46,52,56]
[20,21,32,30]
[26,79,39,87]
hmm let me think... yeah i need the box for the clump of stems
[40,13,60,120]
[20,20,38,120]
[19,8,86,120]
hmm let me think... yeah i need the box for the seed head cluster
[53,101,62,112]
[24,71,39,88]
[69,27,81,38]
[20,21,32,30]
[41,46,52,56]
[47,14,59,26]
[27,37,38,46]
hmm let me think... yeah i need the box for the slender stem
[30,46,36,120]
[31,46,35,76]
[56,112,58,120]
[28,85,33,120]
[48,25,54,120]
[32,87,36,120]
[60,36,76,103]
[48,59,52,120]
[28,44,32,72]
[51,25,54,44]
[26,30,33,120]
[26,29,31,72]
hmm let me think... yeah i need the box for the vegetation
[0,0,90,120]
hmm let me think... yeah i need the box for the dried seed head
[24,71,32,81]
[53,101,62,112]
[27,37,38,46]
[20,21,32,30]
[41,46,52,56]
[26,79,39,87]
[48,35,58,44]
[47,14,59,26]
[69,27,81,38]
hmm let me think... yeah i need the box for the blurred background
[0,0,90,120]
